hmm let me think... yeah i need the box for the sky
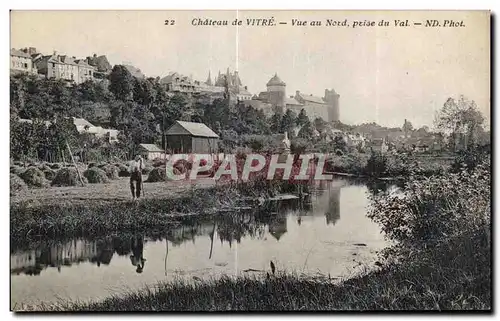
[10,10,490,128]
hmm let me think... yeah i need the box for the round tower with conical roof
[266,73,286,113]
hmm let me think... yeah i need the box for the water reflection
[11,179,390,278]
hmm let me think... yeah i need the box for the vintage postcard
[9,10,491,312]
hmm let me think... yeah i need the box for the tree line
[10,66,328,162]
[10,65,489,162]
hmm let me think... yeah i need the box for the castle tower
[205,70,213,86]
[226,67,232,86]
[266,73,286,113]
[324,88,340,122]
[233,70,240,93]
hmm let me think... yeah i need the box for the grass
[10,186,234,245]
[10,179,292,247]
[24,229,490,312]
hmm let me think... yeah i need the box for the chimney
[296,90,300,96]
[244,86,247,90]
[93,53,97,58]
[28,47,36,55]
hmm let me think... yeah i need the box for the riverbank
[10,183,237,245]
[10,177,303,247]
[22,227,489,311]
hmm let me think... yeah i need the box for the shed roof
[166,121,219,138]
[139,143,164,152]
[72,117,95,128]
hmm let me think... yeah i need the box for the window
[89,71,92,76]
[24,63,28,69]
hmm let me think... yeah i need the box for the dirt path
[11,177,217,207]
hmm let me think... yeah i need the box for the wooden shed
[165,121,219,154]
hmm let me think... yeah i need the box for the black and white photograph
[8,9,491,312]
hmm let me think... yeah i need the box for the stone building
[245,73,340,122]
[85,54,112,78]
[35,52,96,84]
[10,48,37,75]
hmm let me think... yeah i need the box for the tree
[296,109,309,127]
[109,65,135,101]
[133,77,156,106]
[333,135,347,152]
[297,121,314,139]
[269,111,283,133]
[313,117,328,133]
[402,119,413,137]
[434,96,485,151]
[280,109,297,137]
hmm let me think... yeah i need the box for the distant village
[11,46,455,159]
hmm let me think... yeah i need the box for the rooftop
[267,73,286,86]
[10,49,31,58]
[72,117,95,128]
[296,92,326,105]
[166,120,219,138]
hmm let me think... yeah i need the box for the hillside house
[10,48,37,75]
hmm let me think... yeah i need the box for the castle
[160,68,252,102]
[244,73,340,122]
[160,69,340,122]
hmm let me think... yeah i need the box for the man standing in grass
[129,155,145,200]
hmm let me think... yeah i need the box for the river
[10,178,393,308]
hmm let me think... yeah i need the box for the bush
[152,158,166,168]
[84,167,109,184]
[451,148,488,173]
[97,163,108,169]
[146,167,166,182]
[368,160,490,249]
[291,138,308,155]
[10,174,27,195]
[118,163,130,177]
[142,163,153,175]
[365,152,387,177]
[49,163,62,170]
[384,154,409,177]
[101,164,119,180]
[325,152,368,175]
[52,168,87,187]
[43,169,57,181]
[37,163,52,172]
[20,167,49,188]
[10,165,25,176]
